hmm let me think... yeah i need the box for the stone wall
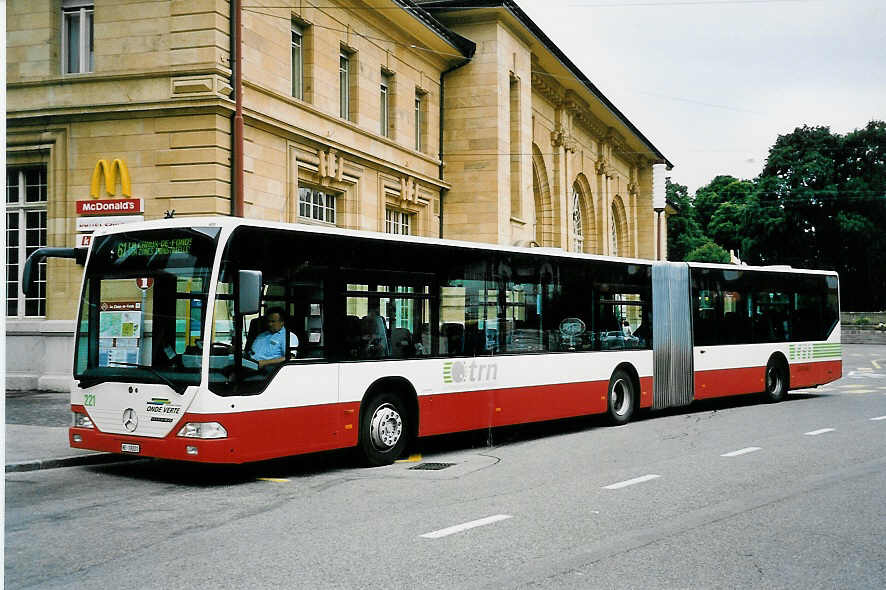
[841,312,886,345]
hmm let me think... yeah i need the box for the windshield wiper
[107,361,188,394]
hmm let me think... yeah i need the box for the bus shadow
[88,391,827,484]
[87,448,359,486]
[646,390,823,420]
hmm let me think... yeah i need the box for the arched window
[572,187,583,253]
[610,197,628,258]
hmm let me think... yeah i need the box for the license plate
[121,443,140,454]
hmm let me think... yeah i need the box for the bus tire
[764,357,788,403]
[606,369,635,425]
[359,393,409,467]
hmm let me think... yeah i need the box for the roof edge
[416,0,672,168]
[395,0,477,59]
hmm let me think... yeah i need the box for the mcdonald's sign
[90,158,132,198]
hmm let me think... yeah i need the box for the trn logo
[443,360,499,384]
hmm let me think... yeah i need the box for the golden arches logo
[90,159,131,198]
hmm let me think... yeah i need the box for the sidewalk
[5,391,131,472]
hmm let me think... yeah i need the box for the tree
[750,121,886,310]
[665,178,707,261]
[693,175,742,235]
[707,180,754,255]
[685,241,731,263]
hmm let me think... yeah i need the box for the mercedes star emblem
[122,408,138,432]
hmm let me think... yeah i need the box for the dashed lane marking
[257,477,290,483]
[603,474,661,490]
[420,514,513,539]
[871,416,886,421]
[396,454,423,463]
[804,428,836,436]
[721,447,762,457]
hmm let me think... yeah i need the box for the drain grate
[409,462,456,471]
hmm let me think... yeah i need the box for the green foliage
[685,241,731,263]
[665,178,707,261]
[668,120,886,311]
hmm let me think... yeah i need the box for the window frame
[380,71,392,137]
[6,165,49,318]
[414,93,422,151]
[62,1,94,75]
[385,208,411,236]
[339,51,350,119]
[298,186,337,225]
[571,188,583,254]
[291,21,304,100]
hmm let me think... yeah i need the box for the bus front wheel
[359,393,409,467]
[606,369,635,426]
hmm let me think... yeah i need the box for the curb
[5,453,142,473]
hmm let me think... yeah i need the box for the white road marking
[721,446,762,457]
[420,514,512,539]
[804,428,835,436]
[603,474,661,490]
[870,416,886,421]
[847,390,876,394]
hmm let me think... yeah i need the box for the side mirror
[22,248,82,296]
[237,270,262,316]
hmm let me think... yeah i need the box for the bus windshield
[74,227,221,392]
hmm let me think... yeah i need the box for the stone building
[5,0,670,390]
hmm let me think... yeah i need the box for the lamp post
[652,163,666,260]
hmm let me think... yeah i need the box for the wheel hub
[369,403,402,450]
[611,379,630,416]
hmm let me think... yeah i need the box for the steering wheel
[210,342,234,356]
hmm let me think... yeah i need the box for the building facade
[5,0,670,390]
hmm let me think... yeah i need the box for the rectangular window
[6,166,48,317]
[385,208,410,235]
[380,72,392,137]
[62,1,94,74]
[339,52,350,119]
[298,187,336,224]
[414,94,423,151]
[291,21,304,99]
[509,75,522,218]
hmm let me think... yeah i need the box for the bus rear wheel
[606,369,635,426]
[764,358,788,403]
[359,393,409,466]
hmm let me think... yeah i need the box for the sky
[517,0,886,194]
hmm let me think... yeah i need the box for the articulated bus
[24,218,841,466]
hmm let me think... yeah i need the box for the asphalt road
[5,345,886,589]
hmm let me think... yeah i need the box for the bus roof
[88,216,837,277]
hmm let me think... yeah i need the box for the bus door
[651,262,694,409]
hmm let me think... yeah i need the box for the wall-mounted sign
[77,215,145,232]
[77,198,143,216]
[91,159,132,198]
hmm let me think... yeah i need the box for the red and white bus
[24,218,841,465]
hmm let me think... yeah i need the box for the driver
[249,307,297,368]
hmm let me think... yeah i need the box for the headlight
[177,422,228,439]
[73,411,94,429]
